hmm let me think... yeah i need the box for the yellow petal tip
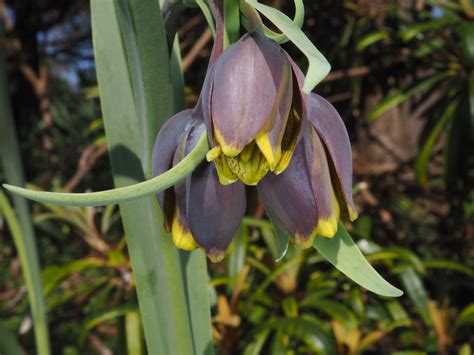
[172,211,198,251]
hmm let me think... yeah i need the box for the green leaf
[243,329,271,355]
[196,0,216,37]
[170,35,186,112]
[313,222,403,297]
[0,32,50,355]
[91,1,200,354]
[399,268,431,325]
[179,250,215,355]
[2,132,208,207]
[300,299,358,329]
[224,0,240,46]
[115,0,175,177]
[423,260,474,278]
[0,322,24,355]
[357,31,389,52]
[272,316,337,354]
[80,305,137,345]
[246,0,330,93]
[415,100,458,187]
[274,227,290,262]
[367,72,452,122]
[125,310,144,355]
[400,17,458,42]
[385,247,426,275]
[454,303,474,329]
[227,226,249,279]
[241,0,305,44]
[42,258,108,295]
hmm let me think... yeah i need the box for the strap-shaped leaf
[313,222,403,297]
[367,71,452,122]
[241,0,304,44]
[415,100,458,187]
[3,131,209,207]
[246,0,330,93]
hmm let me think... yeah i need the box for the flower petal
[186,164,246,262]
[254,63,293,169]
[211,32,290,154]
[309,94,357,220]
[305,129,340,238]
[171,207,198,251]
[152,109,193,230]
[258,139,318,247]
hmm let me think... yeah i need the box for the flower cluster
[152,31,357,262]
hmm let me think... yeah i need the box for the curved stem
[3,132,209,207]
[239,0,263,33]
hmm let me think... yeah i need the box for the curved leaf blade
[246,0,330,93]
[367,71,452,122]
[2,132,209,207]
[313,222,403,297]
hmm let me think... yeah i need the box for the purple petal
[305,129,340,237]
[258,139,318,246]
[309,94,357,219]
[186,164,246,262]
[152,109,194,230]
[211,32,290,153]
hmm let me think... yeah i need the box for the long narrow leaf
[313,222,403,297]
[0,36,50,355]
[91,1,196,353]
[367,72,452,122]
[415,100,458,187]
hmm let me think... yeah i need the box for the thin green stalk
[3,132,209,207]
[0,193,50,354]
[0,34,50,355]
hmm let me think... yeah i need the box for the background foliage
[0,0,473,354]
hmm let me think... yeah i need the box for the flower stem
[3,132,209,207]
[239,0,263,33]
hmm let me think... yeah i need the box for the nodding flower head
[202,31,309,186]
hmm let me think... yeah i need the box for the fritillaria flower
[258,94,358,247]
[202,31,308,186]
[152,109,246,262]
[152,19,356,261]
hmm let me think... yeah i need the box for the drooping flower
[152,109,246,262]
[202,31,308,186]
[257,93,358,248]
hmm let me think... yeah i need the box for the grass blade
[367,71,452,122]
[0,35,50,355]
[125,310,143,355]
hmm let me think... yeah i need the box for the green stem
[0,193,50,355]
[3,132,209,207]
[239,0,263,33]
